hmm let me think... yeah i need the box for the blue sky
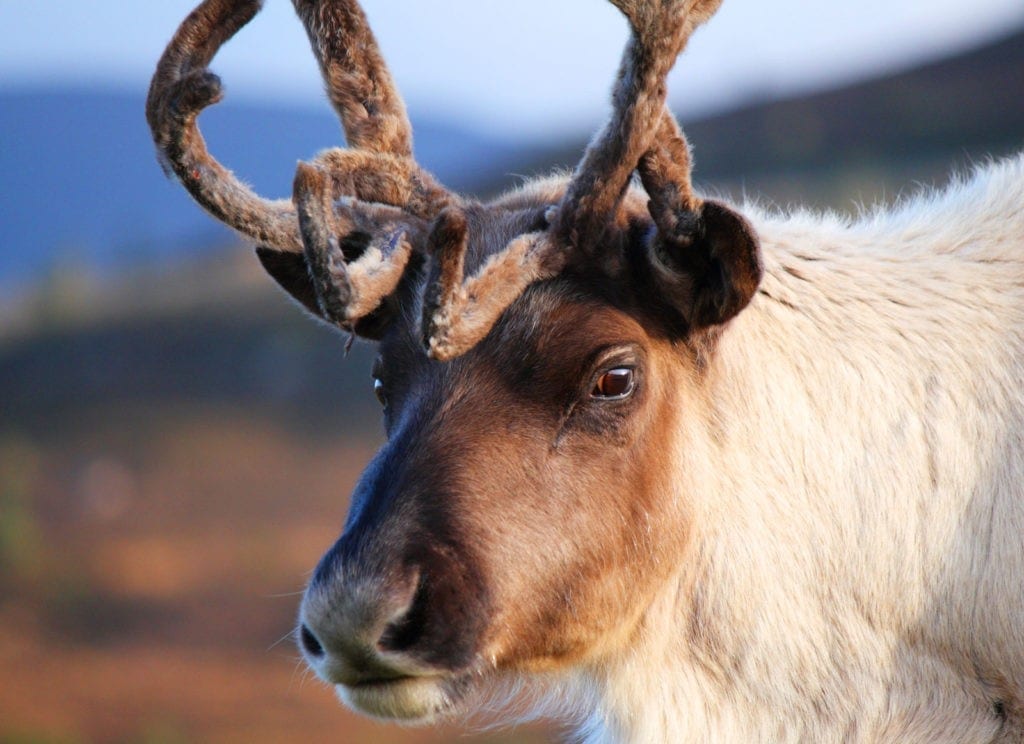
[2,0,1023,140]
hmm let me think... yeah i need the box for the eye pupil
[373,377,387,406]
[592,368,634,398]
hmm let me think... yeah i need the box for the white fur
[537,154,1024,742]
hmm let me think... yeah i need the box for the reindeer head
[149,0,760,723]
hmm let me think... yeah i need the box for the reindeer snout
[297,528,490,689]
[298,562,425,686]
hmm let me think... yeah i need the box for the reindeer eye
[591,368,635,399]
[373,377,387,407]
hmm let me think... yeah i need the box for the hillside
[533,25,1024,207]
[0,88,523,284]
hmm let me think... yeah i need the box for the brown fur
[461,295,695,672]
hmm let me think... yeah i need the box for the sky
[2,0,1023,141]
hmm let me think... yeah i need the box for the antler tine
[640,111,703,236]
[309,147,450,221]
[294,161,419,328]
[147,0,302,251]
[553,0,722,252]
[291,0,453,219]
[422,209,563,361]
[292,0,409,156]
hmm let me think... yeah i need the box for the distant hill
[0,88,524,284]
[534,26,1024,208]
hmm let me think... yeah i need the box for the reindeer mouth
[337,672,475,723]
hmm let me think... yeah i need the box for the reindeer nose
[297,524,491,688]
[298,565,423,686]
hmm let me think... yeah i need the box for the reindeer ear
[646,200,762,331]
[254,243,396,341]
[256,247,320,316]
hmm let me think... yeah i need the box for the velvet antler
[421,0,723,360]
[290,0,453,220]
[552,0,722,251]
[285,0,459,329]
[148,0,455,333]
[150,0,753,357]
[146,0,302,251]
[421,209,562,360]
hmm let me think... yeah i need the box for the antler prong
[294,162,415,326]
[553,0,722,251]
[422,209,564,361]
[292,0,411,156]
[291,0,454,217]
[147,0,302,252]
[310,148,451,220]
[639,112,703,238]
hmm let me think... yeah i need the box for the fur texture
[495,154,1024,743]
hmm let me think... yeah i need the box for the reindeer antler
[147,0,302,251]
[553,0,721,250]
[422,0,722,360]
[148,0,455,332]
[290,0,453,219]
[151,0,739,356]
[287,0,459,328]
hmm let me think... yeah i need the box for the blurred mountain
[685,26,1024,179]
[0,250,382,438]
[0,88,524,284]
[532,25,1024,207]
[3,25,1021,287]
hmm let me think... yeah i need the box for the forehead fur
[489,174,653,233]
[381,177,676,367]
[384,271,661,387]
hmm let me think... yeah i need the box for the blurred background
[1,0,1022,742]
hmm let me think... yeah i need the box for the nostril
[299,623,325,658]
[377,586,427,654]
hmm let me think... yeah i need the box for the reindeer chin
[336,672,475,723]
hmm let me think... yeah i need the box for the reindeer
[148,0,1024,741]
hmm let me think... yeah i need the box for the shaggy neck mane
[516,154,1024,743]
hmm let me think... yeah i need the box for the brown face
[151,0,759,725]
[296,208,698,722]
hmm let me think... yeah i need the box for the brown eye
[591,367,635,399]
[373,377,387,407]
